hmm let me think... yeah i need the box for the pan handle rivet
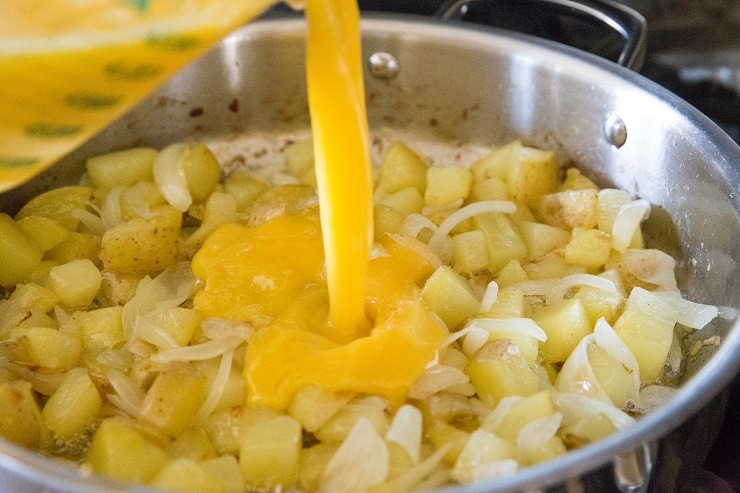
[368,52,400,80]
[603,113,628,148]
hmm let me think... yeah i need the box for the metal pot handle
[436,0,647,70]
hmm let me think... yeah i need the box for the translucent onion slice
[428,200,516,257]
[0,300,30,339]
[629,287,718,329]
[319,417,389,493]
[481,396,524,433]
[469,318,548,342]
[385,404,423,464]
[480,281,499,313]
[545,274,618,304]
[620,249,679,293]
[408,365,470,400]
[194,349,234,423]
[99,186,125,229]
[201,317,253,342]
[0,358,65,396]
[151,336,243,363]
[377,444,450,492]
[71,207,104,236]
[517,412,563,456]
[398,213,438,238]
[106,369,145,417]
[460,324,490,356]
[612,199,651,252]
[153,142,192,212]
[555,392,635,430]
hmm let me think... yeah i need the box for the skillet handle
[436,0,647,70]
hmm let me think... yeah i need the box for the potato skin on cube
[466,339,540,403]
[140,364,208,437]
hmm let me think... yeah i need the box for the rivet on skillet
[603,113,628,148]
[368,52,400,80]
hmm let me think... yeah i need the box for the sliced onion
[546,274,618,304]
[106,369,145,417]
[398,213,439,238]
[468,318,547,342]
[480,281,499,313]
[201,317,253,342]
[612,199,650,252]
[385,404,423,464]
[194,349,234,423]
[628,287,718,330]
[428,200,516,256]
[0,358,66,396]
[461,324,490,356]
[0,300,30,339]
[151,336,243,363]
[555,392,635,430]
[620,249,679,293]
[153,142,192,212]
[481,396,524,433]
[378,444,450,492]
[517,412,562,454]
[100,186,125,229]
[71,207,105,236]
[409,365,470,400]
[319,417,389,493]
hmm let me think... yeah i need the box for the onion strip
[428,200,516,256]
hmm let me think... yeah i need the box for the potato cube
[15,186,92,230]
[299,442,339,492]
[9,282,59,312]
[140,364,207,436]
[466,339,540,403]
[494,259,528,287]
[421,265,480,329]
[573,285,625,325]
[45,232,102,266]
[452,230,489,275]
[0,213,43,287]
[140,306,202,348]
[483,390,555,441]
[16,215,70,252]
[377,141,427,194]
[517,221,570,260]
[0,380,46,448]
[538,189,599,231]
[85,418,168,483]
[224,173,268,212]
[11,326,81,369]
[42,367,101,439]
[86,147,157,191]
[470,177,508,202]
[451,429,516,483]
[150,458,222,493]
[314,396,390,443]
[473,213,528,272]
[47,258,102,309]
[286,139,315,176]
[374,204,405,239]
[100,205,181,274]
[288,385,353,433]
[119,181,167,220]
[613,289,675,380]
[470,143,515,183]
[565,228,612,270]
[485,286,525,319]
[587,344,634,407]
[559,412,617,448]
[558,168,599,191]
[597,189,632,234]
[505,142,560,208]
[376,186,425,216]
[425,418,470,463]
[72,306,126,350]
[519,434,567,466]
[532,298,592,363]
[202,455,246,493]
[240,415,302,491]
[425,166,473,206]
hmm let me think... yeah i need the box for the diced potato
[72,306,126,350]
[558,168,599,191]
[180,143,223,203]
[48,258,102,309]
[16,215,70,252]
[14,185,92,230]
[518,434,567,466]
[11,326,81,369]
[473,213,528,272]
[573,285,625,325]
[587,344,634,407]
[288,385,353,433]
[299,442,339,492]
[374,204,405,239]
[517,221,570,260]
[42,367,101,439]
[376,186,425,216]
[167,428,217,461]
[286,139,315,176]
[377,141,427,194]
[98,271,143,307]
[16,308,56,329]
[466,339,540,403]
[140,363,208,436]
[451,429,516,483]
[86,147,157,191]
[597,189,632,234]
[483,390,555,441]
[201,455,246,493]
[425,166,472,206]
[247,184,317,226]
[494,259,528,287]
[204,408,247,455]
[565,228,612,270]
[532,298,592,363]
[524,253,582,280]
[85,418,168,483]
[45,232,101,265]
[559,412,617,448]
[100,205,181,274]
[240,415,302,491]
[505,142,560,208]
[470,176,508,202]
[9,282,59,312]
[613,288,676,380]
[0,213,44,287]
[485,286,525,319]
[224,172,269,212]
[470,143,514,183]
[0,380,47,448]
[140,306,202,348]
[452,230,489,275]
[193,358,246,413]
[314,396,390,443]
[421,265,480,329]
[150,458,223,493]
[538,189,599,230]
